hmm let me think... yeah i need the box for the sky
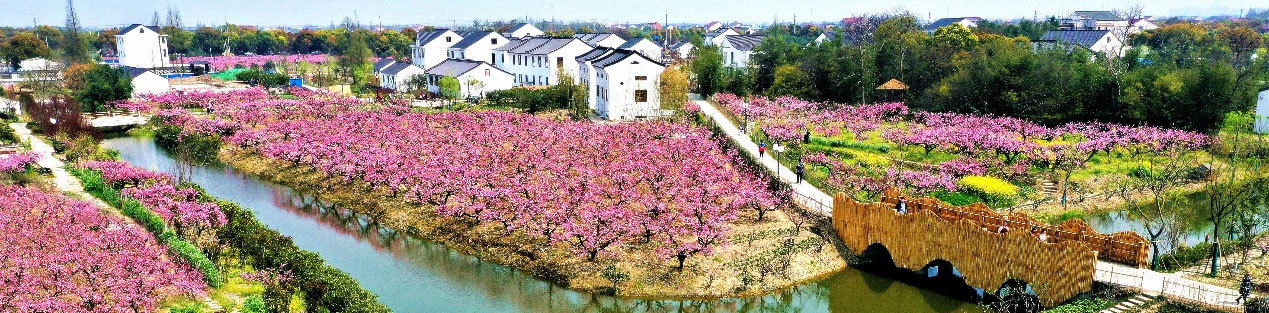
[1,0,1266,29]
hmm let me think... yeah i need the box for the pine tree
[61,0,90,64]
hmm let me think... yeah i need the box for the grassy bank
[217,146,846,298]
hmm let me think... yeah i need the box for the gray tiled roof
[425,59,507,77]
[618,37,660,50]
[572,33,621,46]
[591,49,666,69]
[493,38,528,51]
[120,66,153,79]
[373,58,397,71]
[925,18,968,30]
[415,29,455,46]
[669,41,692,49]
[1073,11,1124,21]
[504,38,579,55]
[451,31,498,49]
[1038,30,1111,48]
[724,35,764,51]
[509,23,536,33]
[118,24,163,35]
[575,47,615,62]
[381,62,420,75]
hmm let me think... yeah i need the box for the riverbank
[216,145,846,299]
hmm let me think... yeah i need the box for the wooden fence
[834,192,1097,306]
[879,189,1152,268]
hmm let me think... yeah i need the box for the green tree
[61,0,91,64]
[163,26,194,55]
[1,32,52,69]
[690,44,724,96]
[438,76,461,104]
[767,64,812,98]
[659,66,690,110]
[340,28,373,93]
[74,64,132,112]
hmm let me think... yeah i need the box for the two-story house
[446,31,508,64]
[410,29,463,70]
[423,59,514,98]
[576,47,616,111]
[115,24,170,69]
[492,37,592,86]
[503,23,544,39]
[618,37,664,62]
[720,35,764,68]
[1036,29,1126,58]
[588,49,666,120]
[573,33,626,48]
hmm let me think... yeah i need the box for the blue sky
[1,0,1263,28]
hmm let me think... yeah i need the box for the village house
[1128,18,1159,34]
[573,33,626,48]
[424,59,514,98]
[924,17,980,33]
[704,28,740,46]
[576,47,615,111]
[373,58,397,75]
[720,35,764,68]
[1036,29,1126,58]
[447,31,508,64]
[503,23,545,38]
[618,37,664,62]
[115,24,170,69]
[667,41,695,60]
[122,66,171,96]
[492,37,592,86]
[582,49,666,120]
[704,21,723,32]
[411,29,463,71]
[379,62,426,91]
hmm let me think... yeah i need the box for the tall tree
[690,44,723,96]
[74,64,132,112]
[0,32,52,69]
[62,0,90,64]
[659,66,690,111]
[165,6,183,28]
[340,27,373,93]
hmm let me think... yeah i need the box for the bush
[0,123,17,144]
[1157,300,1224,313]
[242,295,267,313]
[1044,298,1114,313]
[1156,242,1213,272]
[1246,297,1269,313]
[236,69,289,88]
[932,190,982,206]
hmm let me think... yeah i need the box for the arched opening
[856,243,896,270]
[918,259,981,303]
[986,279,1042,313]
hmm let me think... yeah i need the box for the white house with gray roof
[923,17,980,33]
[573,33,626,48]
[492,37,592,86]
[424,59,513,98]
[446,31,508,64]
[379,62,426,91]
[576,47,617,110]
[411,29,462,70]
[504,23,544,38]
[618,38,664,62]
[704,28,739,46]
[579,48,666,120]
[1036,29,1125,58]
[720,35,764,68]
[115,24,170,69]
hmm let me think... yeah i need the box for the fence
[880,189,1152,268]
[1161,277,1242,311]
[790,189,832,215]
[1094,264,1146,292]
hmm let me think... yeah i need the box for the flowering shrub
[957,175,1020,198]
[0,185,204,311]
[140,91,780,267]
[0,152,39,173]
[87,160,226,231]
[176,54,331,71]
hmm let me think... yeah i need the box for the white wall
[411,30,461,70]
[456,33,508,64]
[116,27,170,69]
[382,66,426,91]
[457,64,514,98]
[131,72,171,96]
[596,56,664,120]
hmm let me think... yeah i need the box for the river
[103,135,979,313]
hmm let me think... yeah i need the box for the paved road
[692,95,834,215]
[691,95,1247,309]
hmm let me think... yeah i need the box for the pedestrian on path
[758,142,766,157]
[1240,274,1254,303]
[803,130,811,144]
[795,161,805,183]
[894,196,908,214]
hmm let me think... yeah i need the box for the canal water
[103,136,979,313]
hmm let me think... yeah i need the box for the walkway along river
[103,135,979,313]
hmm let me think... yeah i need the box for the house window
[491,38,498,44]
[485,69,490,76]
[556,57,563,68]
[446,36,452,42]
[635,90,648,103]
[635,76,647,81]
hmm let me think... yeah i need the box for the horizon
[1,0,1265,29]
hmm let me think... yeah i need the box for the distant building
[618,37,664,62]
[1061,11,1129,31]
[573,33,626,48]
[720,35,764,68]
[1036,29,1125,58]
[577,47,616,110]
[410,29,463,70]
[1128,18,1159,34]
[704,21,723,32]
[447,31,509,64]
[379,62,426,91]
[924,17,980,33]
[17,58,60,72]
[423,59,513,98]
[115,24,170,69]
[122,66,171,96]
[492,37,593,86]
[579,49,666,120]
[668,41,695,60]
[504,23,544,38]
[1256,88,1269,134]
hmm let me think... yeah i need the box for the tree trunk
[1212,222,1222,276]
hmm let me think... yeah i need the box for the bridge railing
[1160,277,1242,311]
[1094,264,1145,292]
[881,190,1151,268]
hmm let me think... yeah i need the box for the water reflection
[103,136,979,313]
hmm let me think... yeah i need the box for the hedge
[70,167,223,288]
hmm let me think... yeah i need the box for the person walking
[803,130,811,144]
[894,196,908,214]
[795,161,805,183]
[758,142,766,157]
[1240,274,1255,304]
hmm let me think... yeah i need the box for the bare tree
[1206,129,1267,276]
[1110,148,1193,270]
